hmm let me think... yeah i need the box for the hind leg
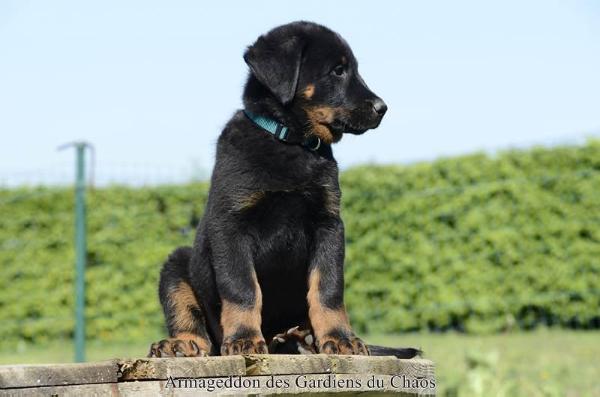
[269,326,316,354]
[149,247,213,357]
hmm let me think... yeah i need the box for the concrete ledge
[0,355,435,396]
[119,356,246,380]
[0,360,117,388]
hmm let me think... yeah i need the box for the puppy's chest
[244,184,338,273]
[236,183,339,221]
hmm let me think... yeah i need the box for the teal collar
[244,110,321,151]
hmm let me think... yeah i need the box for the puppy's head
[244,21,387,144]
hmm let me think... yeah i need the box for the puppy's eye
[332,65,345,76]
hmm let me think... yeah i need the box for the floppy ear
[244,35,304,105]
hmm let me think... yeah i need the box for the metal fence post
[58,141,91,363]
[74,143,87,363]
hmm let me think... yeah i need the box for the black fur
[150,21,417,359]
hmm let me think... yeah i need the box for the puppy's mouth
[329,106,384,136]
[315,118,371,143]
[323,120,363,138]
[327,118,372,136]
[305,106,378,144]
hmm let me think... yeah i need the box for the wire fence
[0,162,210,188]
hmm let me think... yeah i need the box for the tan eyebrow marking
[303,84,315,99]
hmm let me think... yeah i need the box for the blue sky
[1,0,599,185]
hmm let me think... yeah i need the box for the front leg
[307,218,369,355]
[212,231,268,355]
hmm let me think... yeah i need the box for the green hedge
[1,142,599,346]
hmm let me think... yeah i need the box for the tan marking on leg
[307,269,351,342]
[220,272,267,354]
[303,84,315,99]
[169,282,201,331]
[220,272,262,336]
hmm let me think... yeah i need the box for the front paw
[148,337,210,358]
[317,331,369,355]
[221,331,268,355]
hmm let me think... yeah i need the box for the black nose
[371,98,387,116]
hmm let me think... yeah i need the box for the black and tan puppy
[149,21,418,359]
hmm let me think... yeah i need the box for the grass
[1,329,598,397]
[370,330,600,397]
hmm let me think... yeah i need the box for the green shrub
[1,142,599,346]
